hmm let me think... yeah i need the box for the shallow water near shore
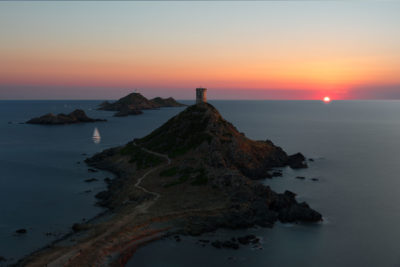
[1,100,400,266]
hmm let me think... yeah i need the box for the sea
[1,100,400,266]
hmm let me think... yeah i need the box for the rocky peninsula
[19,103,321,266]
[26,109,106,125]
[98,92,185,117]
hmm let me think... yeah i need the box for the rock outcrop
[113,106,143,117]
[135,103,307,178]
[15,228,27,234]
[150,97,186,107]
[98,93,158,111]
[98,92,185,117]
[87,103,321,230]
[27,109,106,125]
[19,102,322,266]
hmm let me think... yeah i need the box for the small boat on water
[92,127,101,144]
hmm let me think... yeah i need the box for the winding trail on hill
[133,143,171,202]
[43,145,171,267]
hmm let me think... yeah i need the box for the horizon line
[1,98,400,101]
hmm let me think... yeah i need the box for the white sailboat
[92,127,101,144]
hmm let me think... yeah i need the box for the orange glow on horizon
[1,2,400,100]
[1,40,399,101]
[0,54,396,96]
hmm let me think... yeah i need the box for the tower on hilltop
[196,88,207,104]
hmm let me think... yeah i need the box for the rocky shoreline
[18,103,321,266]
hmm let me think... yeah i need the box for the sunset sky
[1,1,399,100]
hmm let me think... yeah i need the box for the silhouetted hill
[98,92,158,111]
[20,102,321,266]
[27,109,106,125]
[98,92,185,117]
[150,97,186,107]
[88,102,320,226]
[136,103,306,178]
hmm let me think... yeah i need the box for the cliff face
[26,109,106,125]
[136,103,306,179]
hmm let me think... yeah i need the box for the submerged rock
[15,228,27,234]
[72,223,91,232]
[272,171,283,177]
[211,240,239,250]
[84,178,98,183]
[237,234,257,245]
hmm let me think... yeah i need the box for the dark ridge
[98,92,185,117]
[26,109,106,125]
[135,102,307,178]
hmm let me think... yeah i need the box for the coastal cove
[1,100,400,266]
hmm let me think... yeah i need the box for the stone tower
[196,88,207,104]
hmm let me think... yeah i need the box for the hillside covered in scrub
[87,102,320,223]
[135,102,307,177]
[21,102,321,266]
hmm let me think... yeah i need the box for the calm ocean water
[1,100,400,266]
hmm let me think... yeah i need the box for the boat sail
[92,127,101,144]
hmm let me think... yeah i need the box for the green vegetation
[162,166,208,187]
[190,168,208,186]
[120,143,165,170]
[159,166,179,177]
[135,104,215,158]
[223,132,233,137]
[163,175,189,188]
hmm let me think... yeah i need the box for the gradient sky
[0,1,399,100]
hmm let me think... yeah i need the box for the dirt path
[25,144,226,266]
[25,144,173,267]
[133,143,171,202]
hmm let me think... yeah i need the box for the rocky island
[150,96,186,107]
[26,109,106,125]
[20,101,321,266]
[98,92,186,117]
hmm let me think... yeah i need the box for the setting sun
[323,96,331,103]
